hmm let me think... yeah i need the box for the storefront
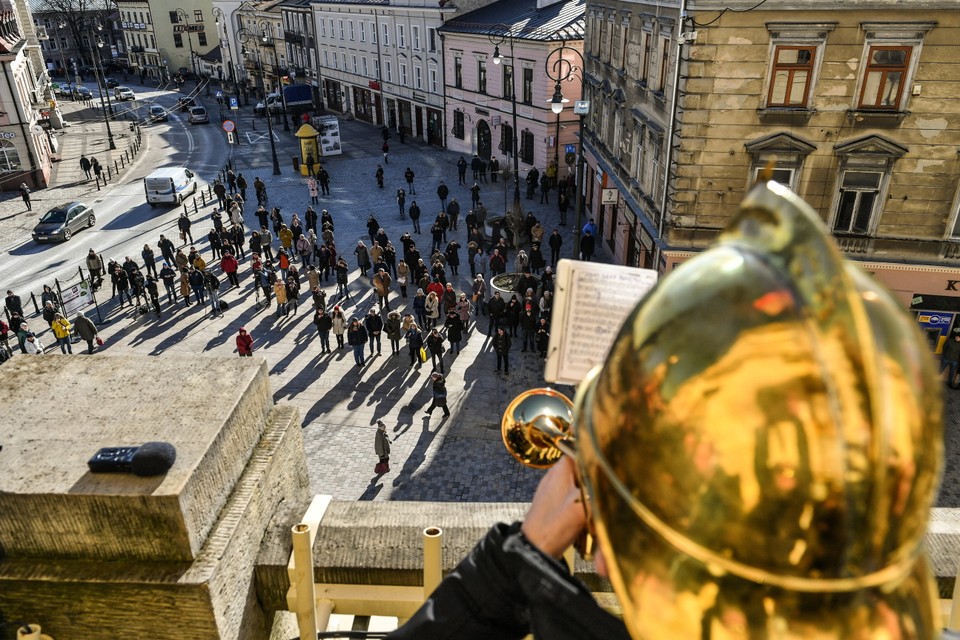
[323,79,343,113]
[352,86,379,124]
[426,107,443,147]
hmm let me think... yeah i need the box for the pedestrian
[254,177,267,206]
[456,293,472,329]
[305,153,316,178]
[404,167,416,194]
[375,420,391,474]
[413,288,427,327]
[487,290,505,334]
[91,157,102,181]
[5,289,23,317]
[221,250,240,287]
[381,125,391,143]
[446,309,464,355]
[19,183,31,210]
[355,241,371,277]
[80,155,92,179]
[426,327,445,373]
[446,198,460,231]
[236,327,254,356]
[347,317,368,366]
[425,291,440,329]
[73,312,99,354]
[941,333,960,388]
[273,276,288,317]
[457,157,467,185]
[376,164,384,189]
[365,307,383,356]
[180,268,192,307]
[227,169,237,195]
[437,181,449,210]
[213,180,227,208]
[314,307,333,353]
[581,230,596,261]
[178,212,193,245]
[331,305,347,349]
[397,188,406,218]
[23,332,44,355]
[335,258,351,301]
[307,176,319,205]
[525,167,540,200]
[493,326,512,375]
[236,173,248,201]
[51,313,73,354]
[385,310,402,354]
[536,318,550,358]
[318,167,331,195]
[397,260,410,297]
[548,228,563,265]
[305,206,318,235]
[489,157,500,183]
[397,123,406,144]
[539,172,551,204]
[405,322,424,367]
[424,372,450,418]
[472,275,487,317]
[382,141,389,164]
[286,275,300,315]
[159,262,177,304]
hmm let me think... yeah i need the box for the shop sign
[0,131,15,139]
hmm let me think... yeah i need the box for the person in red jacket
[236,327,253,357]
[221,250,240,288]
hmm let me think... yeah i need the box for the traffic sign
[215,90,223,98]
[227,132,235,144]
[222,120,235,133]
[229,97,239,110]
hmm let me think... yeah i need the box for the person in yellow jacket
[51,312,73,354]
[278,223,294,251]
[193,254,207,271]
[273,277,288,318]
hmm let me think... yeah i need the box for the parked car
[32,202,96,243]
[114,86,135,101]
[73,85,93,99]
[104,77,120,88]
[148,105,168,122]
[254,92,283,116]
[188,106,209,124]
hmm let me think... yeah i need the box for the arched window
[0,140,21,172]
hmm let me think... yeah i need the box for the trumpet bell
[501,388,575,468]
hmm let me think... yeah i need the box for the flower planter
[490,272,541,297]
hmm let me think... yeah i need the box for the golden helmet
[575,181,943,638]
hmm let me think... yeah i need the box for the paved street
[3,81,959,508]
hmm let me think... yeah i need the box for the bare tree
[37,0,113,69]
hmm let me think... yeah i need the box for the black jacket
[388,523,629,640]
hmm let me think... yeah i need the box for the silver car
[32,202,96,243]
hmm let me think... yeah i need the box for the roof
[439,0,584,42]
[310,0,388,6]
[200,44,222,62]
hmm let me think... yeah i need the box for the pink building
[439,0,584,193]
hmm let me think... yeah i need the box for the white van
[144,168,198,206]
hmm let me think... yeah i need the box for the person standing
[397,188,406,218]
[73,312,98,354]
[19,183,31,210]
[493,326,512,375]
[355,241,371,277]
[404,167,416,194]
[375,420,391,473]
[331,305,347,349]
[424,372,450,418]
[236,327,254,356]
[347,317,368,366]
[85,249,104,290]
[382,141,389,164]
[373,267,392,310]
[307,176,319,205]
[159,263,178,304]
[488,291,505,335]
[236,173,248,201]
[178,212,193,245]
[365,307,384,356]
[51,313,73,354]
[80,155,92,179]
[314,307,333,353]
[457,157,467,185]
[273,276,288,318]
[580,230,596,261]
[446,309,464,355]
[548,229,563,265]
[426,328,445,373]
[221,250,240,288]
[941,332,960,389]
[446,198,460,232]
[437,181,449,210]
[405,322,424,367]
[318,167,331,195]
[385,310,402,355]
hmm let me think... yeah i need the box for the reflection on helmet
[576,181,943,638]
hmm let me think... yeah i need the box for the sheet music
[545,260,658,386]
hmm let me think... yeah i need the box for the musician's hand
[521,456,587,559]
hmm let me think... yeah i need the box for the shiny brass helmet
[511,181,944,638]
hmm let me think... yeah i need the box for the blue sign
[565,144,576,154]
[216,90,223,98]
[229,96,239,110]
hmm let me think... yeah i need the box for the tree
[37,0,113,70]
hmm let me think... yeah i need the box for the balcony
[284,30,303,44]
[130,45,145,53]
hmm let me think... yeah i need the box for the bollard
[95,175,101,191]
[107,167,112,180]
[423,527,443,600]
[121,157,125,168]
[201,191,207,206]
[251,118,256,132]
[29,292,39,315]
[115,160,120,173]
[125,149,130,163]
[193,199,198,214]
[183,202,188,215]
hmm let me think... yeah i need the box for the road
[0,87,228,297]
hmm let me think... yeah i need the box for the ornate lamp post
[545,40,588,257]
[62,19,116,150]
[175,8,197,76]
[489,27,523,242]
[238,26,281,175]
[212,6,236,93]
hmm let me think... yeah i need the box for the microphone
[87,442,177,477]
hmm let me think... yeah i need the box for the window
[352,55,358,74]
[428,27,437,53]
[657,37,670,92]
[338,20,344,39]
[412,25,420,50]
[381,23,389,46]
[384,60,392,82]
[359,22,365,42]
[834,170,882,234]
[502,64,513,98]
[374,58,380,78]
[613,109,623,157]
[362,57,369,76]
[501,123,513,156]
[522,67,533,104]
[520,130,534,165]
[453,110,465,139]
[619,21,629,69]
[328,19,334,39]
[349,20,355,40]
[399,62,408,85]
[194,9,203,22]
[323,50,329,67]
[169,10,178,23]
[649,134,664,202]
[198,32,207,46]
[414,65,423,89]
[454,56,462,88]
[0,140,21,171]
[320,19,326,37]
[174,33,183,47]
[370,21,376,44]
[477,59,487,93]
[429,67,438,93]
[639,32,651,83]
[859,46,910,109]
[768,46,816,107]
[632,125,645,183]
[397,24,405,48]
[745,132,815,192]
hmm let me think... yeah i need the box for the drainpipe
[3,58,41,188]
[374,8,386,125]
[655,0,687,271]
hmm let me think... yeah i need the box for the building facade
[30,2,126,81]
[116,0,163,78]
[439,0,585,186]
[1,0,54,190]
[117,0,217,80]
[312,0,451,145]
[280,0,318,106]
[236,0,284,96]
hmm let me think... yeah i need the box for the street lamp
[545,40,587,257]
[256,28,290,132]
[238,26,281,175]
[212,6,236,94]
[175,8,197,77]
[63,19,116,150]
[488,28,522,239]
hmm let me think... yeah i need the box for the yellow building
[117,0,216,79]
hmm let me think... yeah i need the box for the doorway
[477,120,492,160]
